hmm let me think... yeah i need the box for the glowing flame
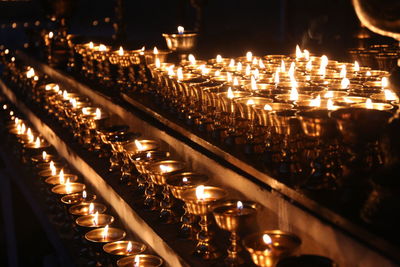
[264,104,272,111]
[227,87,234,99]
[127,241,133,253]
[252,68,259,80]
[65,179,72,194]
[245,64,251,76]
[246,51,253,62]
[177,26,184,34]
[102,225,109,240]
[89,202,95,214]
[155,57,161,68]
[295,45,302,59]
[215,70,221,77]
[48,32,53,39]
[188,54,196,65]
[236,62,242,72]
[195,185,210,200]
[252,57,258,65]
[118,46,124,56]
[35,137,41,148]
[93,211,99,226]
[99,44,107,52]
[366,71,371,76]
[259,59,265,69]
[327,99,334,110]
[134,255,140,267]
[366,99,373,109]
[226,72,232,83]
[167,66,175,76]
[177,67,183,80]
[95,108,102,120]
[384,89,397,101]
[182,177,189,183]
[288,62,295,79]
[324,91,334,98]
[341,77,350,89]
[381,77,388,88]
[27,128,34,142]
[82,190,87,199]
[160,165,173,173]
[246,99,255,105]
[319,55,328,75]
[153,46,158,55]
[303,49,310,60]
[135,140,144,151]
[310,95,321,107]
[21,123,26,134]
[59,169,65,184]
[146,152,151,158]
[216,54,222,63]
[263,234,272,245]
[237,201,243,211]
[354,61,360,72]
[26,68,35,79]
[89,42,94,49]
[280,60,286,73]
[340,65,346,78]
[233,77,239,86]
[229,59,235,67]
[290,86,299,101]
[274,68,280,85]
[251,76,258,90]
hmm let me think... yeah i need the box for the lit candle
[177,25,184,34]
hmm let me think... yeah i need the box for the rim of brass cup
[36,161,65,171]
[103,240,147,256]
[162,31,198,52]
[351,102,394,111]
[147,160,186,185]
[51,182,86,195]
[85,227,126,243]
[30,153,58,164]
[132,150,170,174]
[61,192,97,205]
[242,230,302,267]
[370,92,399,104]
[69,202,107,216]
[45,173,78,185]
[297,109,337,139]
[276,254,337,267]
[124,139,160,158]
[117,254,163,267]
[24,139,51,149]
[76,213,114,227]
[332,96,368,107]
[166,172,209,199]
[275,94,312,103]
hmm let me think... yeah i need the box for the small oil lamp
[370,89,399,104]
[242,230,301,267]
[213,200,259,265]
[116,254,163,267]
[85,225,126,243]
[30,150,57,164]
[51,180,86,195]
[61,190,97,205]
[162,26,198,60]
[45,170,78,185]
[166,172,209,239]
[69,202,107,216]
[351,99,393,111]
[181,185,227,259]
[103,240,146,257]
[76,212,114,228]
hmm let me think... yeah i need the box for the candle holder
[85,227,126,243]
[76,214,114,228]
[52,182,86,195]
[147,160,185,222]
[103,240,147,256]
[61,191,97,205]
[45,173,78,185]
[107,132,140,173]
[97,124,130,159]
[242,230,301,267]
[117,254,163,267]
[213,200,259,265]
[181,185,227,259]
[166,172,209,239]
[69,202,107,216]
[162,30,198,60]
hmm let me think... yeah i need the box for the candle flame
[82,190,87,199]
[102,225,109,240]
[366,71,371,76]
[246,99,255,105]
[259,59,265,69]
[289,86,299,101]
[95,108,101,120]
[167,66,175,76]
[339,64,346,78]
[59,169,65,184]
[381,77,388,88]
[134,255,140,267]
[227,87,234,99]
[310,95,321,107]
[354,61,360,72]
[177,68,183,80]
[263,234,272,245]
[233,77,239,86]
[21,123,26,134]
[341,77,350,89]
[237,201,243,210]
[304,49,310,60]
[264,104,273,111]
[327,99,334,110]
[89,42,94,49]
[245,64,251,76]
[93,211,99,226]
[246,51,253,62]
[182,177,189,183]
[33,76,39,81]
[324,91,334,98]
[216,54,222,63]
[35,137,41,148]
[215,70,221,77]
[252,68,259,80]
[226,72,232,83]
[195,185,210,200]
[49,31,54,38]
[252,57,258,65]
[274,68,280,85]
[366,99,373,109]
[127,241,133,253]
[288,62,295,79]
[155,57,161,68]
[160,164,173,173]
[89,202,95,214]
[229,59,235,67]
[177,26,184,34]
[296,45,302,59]
[251,76,258,90]
[280,60,286,73]
[26,68,35,79]
[153,46,158,55]
[384,89,397,101]
[188,54,196,65]
[135,140,144,151]
[99,44,107,52]
[65,179,72,194]
[146,152,151,158]
[118,46,124,56]
[236,62,242,72]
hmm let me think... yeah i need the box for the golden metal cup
[51,182,86,195]
[117,254,163,267]
[76,214,114,228]
[85,227,126,243]
[103,240,147,256]
[69,202,107,216]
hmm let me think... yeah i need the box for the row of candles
[0,54,337,266]
[2,104,163,266]
[62,40,399,191]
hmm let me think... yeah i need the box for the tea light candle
[116,254,163,267]
[51,181,86,195]
[76,212,114,227]
[45,170,78,185]
[60,190,97,205]
[103,240,147,256]
[30,151,57,164]
[69,202,107,216]
[220,200,256,216]
[85,225,126,243]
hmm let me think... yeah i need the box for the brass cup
[103,240,147,256]
[370,92,399,104]
[162,32,198,52]
[30,153,58,164]
[351,102,394,111]
[242,230,302,267]
[69,202,107,216]
[51,182,86,195]
[117,254,163,267]
[85,227,126,243]
[61,192,96,205]
[76,214,114,228]
[147,160,185,222]
[297,109,337,139]
[45,174,78,185]
[275,94,312,103]
[166,172,209,239]
[181,186,227,259]
[213,200,259,265]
